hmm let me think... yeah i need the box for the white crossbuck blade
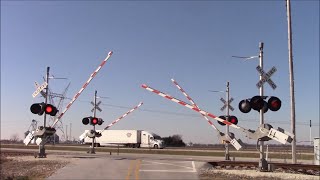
[24,51,113,146]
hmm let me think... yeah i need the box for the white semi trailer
[81,130,165,149]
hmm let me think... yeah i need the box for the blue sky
[1,1,319,145]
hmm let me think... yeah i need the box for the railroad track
[208,161,320,175]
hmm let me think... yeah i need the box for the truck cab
[140,130,165,149]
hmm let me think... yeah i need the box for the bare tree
[10,133,20,142]
[172,134,182,142]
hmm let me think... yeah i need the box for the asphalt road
[1,147,315,179]
[47,154,203,180]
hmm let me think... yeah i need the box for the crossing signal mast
[79,102,143,142]
[24,51,114,159]
[27,67,59,158]
[82,90,105,154]
[232,42,293,171]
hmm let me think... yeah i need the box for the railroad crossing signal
[220,97,234,111]
[91,101,102,112]
[256,66,277,90]
[217,115,238,126]
[82,116,104,126]
[239,96,281,113]
[30,103,58,116]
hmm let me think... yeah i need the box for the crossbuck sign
[220,97,234,111]
[256,66,277,90]
[91,101,102,112]
[32,82,48,98]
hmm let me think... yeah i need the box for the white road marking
[139,169,196,173]
[139,160,197,173]
[192,161,196,172]
[141,160,193,169]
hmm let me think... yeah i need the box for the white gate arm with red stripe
[171,79,221,132]
[51,51,113,128]
[142,84,246,131]
[24,51,113,146]
[79,102,143,141]
[171,79,243,150]
[141,83,294,145]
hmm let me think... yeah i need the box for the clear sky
[1,1,319,145]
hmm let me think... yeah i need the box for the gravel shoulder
[199,165,320,180]
[1,151,71,179]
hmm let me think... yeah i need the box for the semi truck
[80,130,165,149]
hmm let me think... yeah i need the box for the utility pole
[310,120,312,145]
[88,90,98,154]
[258,42,267,171]
[286,0,297,164]
[70,123,72,142]
[225,82,230,160]
[38,67,50,158]
[66,125,68,141]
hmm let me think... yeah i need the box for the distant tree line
[162,134,186,147]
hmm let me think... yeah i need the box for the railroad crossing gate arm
[170,78,244,149]
[142,83,246,150]
[100,102,143,133]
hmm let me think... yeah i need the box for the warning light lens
[30,104,42,114]
[271,101,279,107]
[228,116,238,125]
[45,106,53,113]
[217,116,226,126]
[268,96,281,111]
[91,118,98,125]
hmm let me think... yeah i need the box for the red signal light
[268,96,281,111]
[45,106,53,113]
[91,117,98,125]
[228,116,238,125]
[45,104,58,116]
